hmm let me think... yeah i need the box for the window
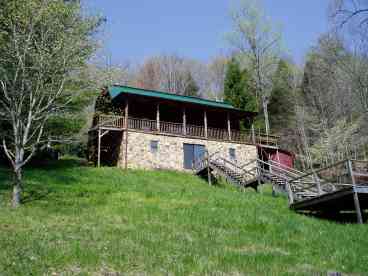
[229,148,236,160]
[150,140,159,153]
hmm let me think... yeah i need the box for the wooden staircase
[193,152,298,194]
[194,153,368,223]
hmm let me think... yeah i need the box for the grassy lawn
[0,158,367,275]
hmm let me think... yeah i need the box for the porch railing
[94,114,125,129]
[93,114,279,146]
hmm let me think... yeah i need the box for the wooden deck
[286,159,368,223]
[291,186,368,211]
[192,151,368,223]
[92,114,280,146]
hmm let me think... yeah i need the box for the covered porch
[93,91,279,145]
[90,85,280,167]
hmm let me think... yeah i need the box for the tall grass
[0,158,367,275]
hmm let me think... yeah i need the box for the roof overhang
[108,85,257,118]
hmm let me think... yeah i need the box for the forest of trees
[1,0,368,205]
[96,0,368,169]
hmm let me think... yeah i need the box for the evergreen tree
[268,60,295,131]
[224,59,257,112]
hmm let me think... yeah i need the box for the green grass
[0,158,367,275]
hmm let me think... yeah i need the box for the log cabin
[88,85,279,171]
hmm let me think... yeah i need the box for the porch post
[204,110,208,139]
[183,108,187,135]
[97,128,101,167]
[353,188,364,224]
[313,172,323,195]
[156,103,160,131]
[124,100,129,129]
[124,100,129,170]
[227,112,231,141]
[251,124,256,144]
[348,159,356,185]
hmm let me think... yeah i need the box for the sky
[85,0,330,65]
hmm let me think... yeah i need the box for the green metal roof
[109,85,243,111]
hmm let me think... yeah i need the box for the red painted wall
[270,151,294,168]
[258,146,294,169]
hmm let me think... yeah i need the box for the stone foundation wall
[117,130,257,171]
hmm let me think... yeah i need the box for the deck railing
[161,121,184,135]
[128,117,157,132]
[186,124,205,138]
[94,114,125,129]
[93,114,279,145]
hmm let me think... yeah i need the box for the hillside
[0,159,367,275]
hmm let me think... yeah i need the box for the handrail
[268,160,306,176]
[192,151,220,171]
[257,165,290,181]
[352,160,368,164]
[290,159,349,183]
[96,114,125,129]
[257,159,301,179]
[215,157,257,177]
[240,159,258,169]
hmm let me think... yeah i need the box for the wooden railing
[286,159,368,203]
[128,117,157,132]
[160,121,183,135]
[93,114,279,145]
[207,127,228,141]
[94,114,125,129]
[186,124,205,138]
[232,130,252,144]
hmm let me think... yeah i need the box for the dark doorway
[183,143,206,169]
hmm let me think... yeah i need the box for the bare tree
[134,54,202,96]
[208,55,228,100]
[135,57,162,90]
[0,0,100,207]
[227,0,282,135]
[330,0,368,27]
[158,54,193,94]
[133,54,227,100]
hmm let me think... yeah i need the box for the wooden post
[204,110,208,139]
[269,162,275,196]
[183,108,186,135]
[97,129,109,168]
[124,100,129,170]
[124,100,129,129]
[286,181,294,205]
[251,124,256,144]
[313,172,323,195]
[256,159,261,191]
[207,151,212,186]
[156,103,160,132]
[348,159,356,185]
[227,113,231,141]
[258,128,261,144]
[97,128,101,168]
[353,188,363,224]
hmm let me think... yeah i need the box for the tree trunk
[12,168,22,208]
[262,97,270,135]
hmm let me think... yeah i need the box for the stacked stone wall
[118,130,257,171]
